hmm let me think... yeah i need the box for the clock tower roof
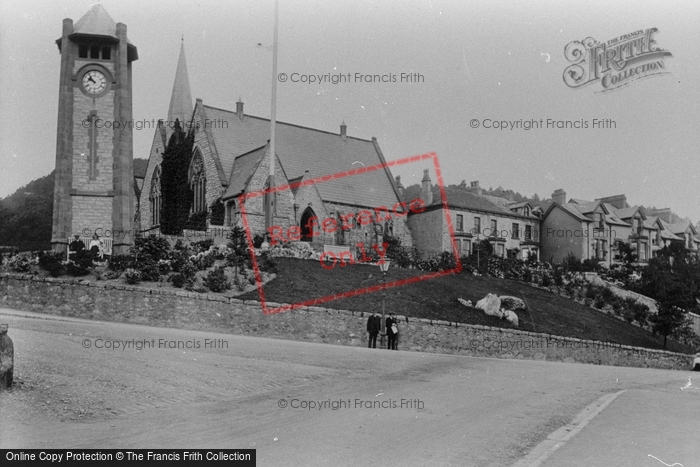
[56,3,138,61]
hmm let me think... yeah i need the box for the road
[0,307,697,466]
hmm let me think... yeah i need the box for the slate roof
[201,104,400,209]
[432,187,528,218]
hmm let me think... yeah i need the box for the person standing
[386,313,399,350]
[367,313,380,348]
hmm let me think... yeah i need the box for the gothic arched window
[150,166,161,226]
[189,149,207,213]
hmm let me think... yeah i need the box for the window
[639,243,647,261]
[456,214,463,232]
[463,240,471,256]
[525,225,532,240]
[512,223,519,239]
[454,239,461,253]
[149,167,161,226]
[189,150,207,213]
[78,43,111,60]
[490,219,497,237]
[497,244,504,257]
[524,207,530,217]
[474,217,481,235]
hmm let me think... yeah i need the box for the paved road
[0,307,697,466]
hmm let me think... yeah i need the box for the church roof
[167,43,193,132]
[224,146,267,199]
[199,103,401,209]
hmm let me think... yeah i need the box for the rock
[503,310,519,327]
[499,296,526,311]
[0,323,13,390]
[475,293,502,317]
[457,298,473,308]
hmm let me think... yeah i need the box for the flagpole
[265,0,279,237]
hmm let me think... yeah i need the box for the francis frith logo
[563,28,672,92]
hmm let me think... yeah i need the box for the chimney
[598,194,627,209]
[648,207,672,223]
[421,169,433,205]
[552,188,567,205]
[236,98,244,120]
[395,175,404,199]
[470,181,482,196]
[340,121,347,141]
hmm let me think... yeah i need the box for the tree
[639,243,700,348]
[160,120,194,235]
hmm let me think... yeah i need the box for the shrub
[66,250,93,276]
[632,302,650,327]
[257,250,277,273]
[191,238,214,254]
[585,285,600,300]
[553,268,564,286]
[541,272,552,287]
[600,287,615,301]
[7,255,32,273]
[104,270,122,280]
[124,268,142,285]
[191,251,216,270]
[180,261,197,290]
[157,260,172,275]
[38,251,65,277]
[137,260,161,282]
[204,266,230,292]
[108,254,135,272]
[253,234,265,249]
[171,273,186,288]
[168,248,190,272]
[131,235,171,262]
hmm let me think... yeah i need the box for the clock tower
[52,4,138,255]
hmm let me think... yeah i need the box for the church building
[140,45,413,251]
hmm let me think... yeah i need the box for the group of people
[69,233,105,261]
[366,312,400,350]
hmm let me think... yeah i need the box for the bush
[168,248,190,272]
[124,268,142,285]
[204,266,230,292]
[585,285,600,300]
[104,270,122,280]
[171,273,186,288]
[7,255,32,273]
[257,250,277,273]
[137,260,161,282]
[594,296,606,309]
[131,236,171,262]
[191,238,214,254]
[108,254,135,272]
[191,251,216,270]
[66,250,93,276]
[541,272,552,287]
[553,268,564,287]
[157,260,172,275]
[38,251,65,277]
[180,261,197,290]
[253,234,265,249]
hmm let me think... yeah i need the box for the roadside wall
[0,273,693,371]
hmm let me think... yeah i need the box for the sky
[1,0,698,222]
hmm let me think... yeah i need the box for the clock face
[82,70,107,95]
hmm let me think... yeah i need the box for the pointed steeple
[167,40,193,130]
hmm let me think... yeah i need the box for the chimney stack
[395,175,404,199]
[421,169,433,205]
[236,99,244,120]
[470,181,482,196]
[552,189,567,205]
[340,121,347,141]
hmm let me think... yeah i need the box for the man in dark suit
[367,313,380,348]
[386,313,398,350]
[69,234,85,254]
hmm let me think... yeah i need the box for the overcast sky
[1,0,698,221]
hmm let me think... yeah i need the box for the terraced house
[541,190,697,266]
[407,172,541,260]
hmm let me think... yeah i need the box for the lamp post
[379,258,391,349]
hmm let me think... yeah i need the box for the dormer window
[524,207,530,217]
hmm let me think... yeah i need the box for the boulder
[499,296,526,311]
[503,310,519,327]
[475,293,502,317]
[0,323,13,390]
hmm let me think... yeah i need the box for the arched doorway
[300,208,316,242]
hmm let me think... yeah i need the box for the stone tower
[51,4,138,254]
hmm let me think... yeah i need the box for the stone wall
[0,273,693,371]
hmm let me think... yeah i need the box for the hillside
[240,257,692,353]
[0,159,148,251]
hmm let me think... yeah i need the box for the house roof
[223,146,267,199]
[573,200,601,215]
[200,103,401,209]
[661,219,697,236]
[569,198,593,205]
[434,187,529,218]
[542,202,592,223]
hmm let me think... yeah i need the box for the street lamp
[378,255,391,349]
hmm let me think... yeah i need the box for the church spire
[167,40,193,131]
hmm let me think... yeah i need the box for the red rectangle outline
[239,152,461,315]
